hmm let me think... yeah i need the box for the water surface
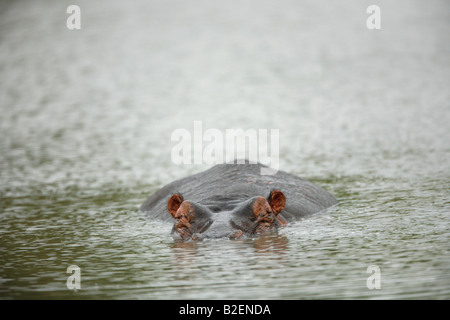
[0,0,449,299]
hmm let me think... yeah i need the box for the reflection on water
[167,234,293,299]
[171,234,290,266]
[1,0,449,299]
[251,234,290,257]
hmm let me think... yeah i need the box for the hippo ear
[268,190,286,215]
[167,193,184,218]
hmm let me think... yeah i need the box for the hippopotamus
[140,162,337,241]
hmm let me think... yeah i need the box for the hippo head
[167,190,287,241]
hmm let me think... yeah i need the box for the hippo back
[140,163,337,222]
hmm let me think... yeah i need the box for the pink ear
[167,193,184,218]
[268,190,286,215]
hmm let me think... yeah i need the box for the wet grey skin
[140,162,338,241]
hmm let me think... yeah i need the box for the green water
[0,0,449,299]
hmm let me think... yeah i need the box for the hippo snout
[167,190,286,241]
